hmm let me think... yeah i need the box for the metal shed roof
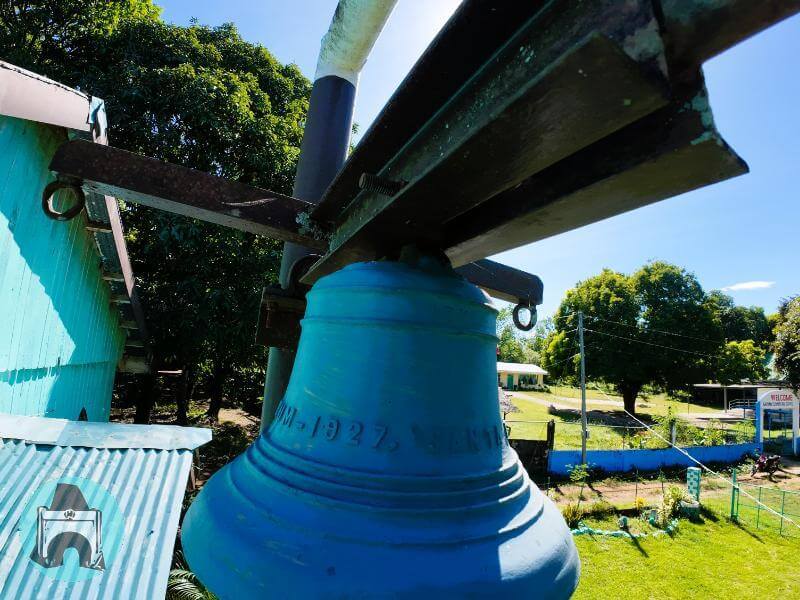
[0,415,211,599]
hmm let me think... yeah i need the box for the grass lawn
[526,384,725,417]
[505,387,751,450]
[506,397,629,449]
[573,497,800,599]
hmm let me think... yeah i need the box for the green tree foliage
[0,1,161,75]
[716,340,768,385]
[774,297,800,386]
[1,4,312,421]
[707,290,773,347]
[496,307,541,365]
[543,268,645,412]
[544,262,724,414]
[631,262,723,396]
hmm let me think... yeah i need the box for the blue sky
[156,1,799,318]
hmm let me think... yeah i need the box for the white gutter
[314,0,399,86]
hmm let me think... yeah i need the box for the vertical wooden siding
[0,116,124,421]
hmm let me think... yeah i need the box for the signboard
[756,388,799,456]
[759,389,797,410]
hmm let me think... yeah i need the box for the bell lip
[181,473,578,597]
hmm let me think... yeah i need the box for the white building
[497,362,547,391]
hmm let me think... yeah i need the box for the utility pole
[578,311,587,464]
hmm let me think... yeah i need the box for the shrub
[634,497,647,512]
[562,503,584,528]
[657,485,691,527]
[567,463,590,485]
[586,500,615,518]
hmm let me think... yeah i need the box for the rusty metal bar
[49,140,328,250]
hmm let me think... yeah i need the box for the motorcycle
[750,453,781,477]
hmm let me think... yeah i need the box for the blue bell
[182,257,579,598]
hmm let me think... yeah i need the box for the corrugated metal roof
[0,415,211,599]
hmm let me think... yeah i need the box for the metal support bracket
[255,287,307,350]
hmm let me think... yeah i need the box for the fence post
[670,421,677,446]
[730,470,738,521]
[686,467,701,501]
[546,419,556,451]
[756,486,762,529]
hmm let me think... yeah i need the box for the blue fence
[548,442,759,475]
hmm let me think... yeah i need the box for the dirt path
[218,407,259,428]
[546,458,800,508]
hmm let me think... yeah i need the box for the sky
[156,1,799,319]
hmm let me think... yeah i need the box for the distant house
[0,62,149,422]
[497,362,547,391]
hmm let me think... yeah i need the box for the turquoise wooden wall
[0,115,125,421]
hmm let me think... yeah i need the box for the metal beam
[49,140,328,250]
[444,74,748,265]
[302,8,671,283]
[454,260,543,306]
[659,0,800,72]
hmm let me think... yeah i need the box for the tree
[631,262,723,401]
[496,307,540,364]
[774,297,800,386]
[716,340,768,385]
[0,1,160,77]
[2,7,311,422]
[544,263,723,415]
[707,290,772,347]
[543,269,645,413]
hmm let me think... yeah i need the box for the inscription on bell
[273,401,399,451]
[410,423,508,455]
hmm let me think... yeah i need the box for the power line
[583,328,723,360]
[545,351,581,368]
[583,315,725,345]
[582,340,699,362]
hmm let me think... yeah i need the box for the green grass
[506,397,629,450]
[573,498,800,599]
[527,385,725,417]
[505,387,750,450]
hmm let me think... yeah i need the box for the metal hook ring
[42,180,86,221]
[513,302,537,331]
